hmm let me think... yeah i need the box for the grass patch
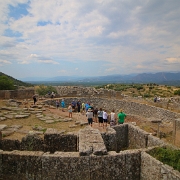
[148,147,180,172]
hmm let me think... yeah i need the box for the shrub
[174,89,180,96]
[144,94,151,98]
[148,147,180,172]
[0,76,15,90]
[36,85,57,96]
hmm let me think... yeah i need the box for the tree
[0,76,15,90]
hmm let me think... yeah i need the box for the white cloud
[0,0,180,78]
[37,60,59,64]
[0,59,12,65]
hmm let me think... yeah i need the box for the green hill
[0,72,32,89]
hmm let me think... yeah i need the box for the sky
[0,0,180,80]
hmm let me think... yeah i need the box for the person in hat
[117,109,126,124]
[86,108,93,127]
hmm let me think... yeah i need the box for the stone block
[42,152,90,180]
[0,125,7,131]
[0,139,21,151]
[2,151,43,180]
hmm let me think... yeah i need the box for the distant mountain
[131,72,180,82]
[10,71,180,86]
[20,76,83,82]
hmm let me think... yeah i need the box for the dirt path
[47,107,109,133]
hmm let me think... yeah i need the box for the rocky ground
[0,98,179,148]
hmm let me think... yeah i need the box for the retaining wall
[0,89,35,99]
[0,131,78,153]
[0,150,141,180]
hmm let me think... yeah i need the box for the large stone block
[102,151,126,180]
[2,150,43,180]
[42,152,90,180]
[44,130,77,153]
[113,124,128,152]
[0,139,20,151]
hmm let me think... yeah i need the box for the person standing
[110,109,116,127]
[97,108,103,127]
[32,94,37,105]
[77,100,81,113]
[117,109,126,124]
[68,103,72,118]
[61,99,65,112]
[56,100,60,109]
[86,108,93,127]
[71,100,76,112]
[81,102,85,114]
[93,107,98,123]
[103,109,108,128]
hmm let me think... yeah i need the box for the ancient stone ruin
[0,88,180,179]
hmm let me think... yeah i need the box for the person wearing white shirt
[103,110,108,128]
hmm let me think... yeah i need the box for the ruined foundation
[0,124,180,180]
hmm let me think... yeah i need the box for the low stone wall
[147,135,166,147]
[0,150,141,180]
[0,89,35,99]
[141,151,180,180]
[128,124,149,149]
[0,131,78,153]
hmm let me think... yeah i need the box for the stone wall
[0,125,180,179]
[128,124,149,149]
[0,150,141,180]
[101,127,117,151]
[141,151,180,180]
[0,131,78,153]
[0,89,35,99]
[55,86,123,99]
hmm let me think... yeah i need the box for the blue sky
[0,0,180,79]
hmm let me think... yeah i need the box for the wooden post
[173,119,176,145]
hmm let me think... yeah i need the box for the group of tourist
[86,107,126,128]
[55,99,127,127]
[33,96,127,127]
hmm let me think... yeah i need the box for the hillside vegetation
[0,72,32,90]
[95,83,180,97]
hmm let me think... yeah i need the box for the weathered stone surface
[69,125,77,128]
[101,127,117,151]
[79,126,107,156]
[21,133,44,151]
[45,120,54,124]
[2,130,15,137]
[0,124,7,130]
[2,150,43,179]
[15,114,29,118]
[128,124,149,149]
[42,152,90,180]
[0,139,21,151]
[44,130,77,153]
[0,117,6,121]
[3,114,14,119]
